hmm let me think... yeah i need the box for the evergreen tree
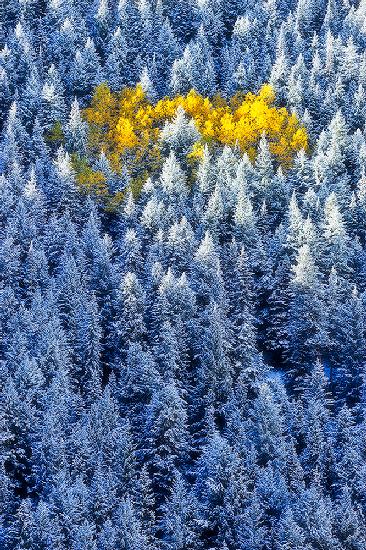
[287,244,326,391]
[143,381,189,504]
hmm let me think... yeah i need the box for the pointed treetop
[23,166,39,199]
[96,0,109,20]
[159,151,187,195]
[68,98,83,130]
[159,267,176,294]
[139,67,157,102]
[323,192,346,240]
[54,146,74,180]
[178,272,188,288]
[255,132,274,179]
[124,227,138,245]
[292,244,318,287]
[61,18,73,32]
[234,188,255,227]
[123,271,140,293]
[195,231,219,267]
[124,191,135,217]
[142,177,154,195]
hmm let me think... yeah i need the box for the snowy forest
[2,0,366,548]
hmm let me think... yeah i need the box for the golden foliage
[84,82,307,167]
[74,82,309,204]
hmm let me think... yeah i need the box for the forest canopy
[3,0,366,546]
